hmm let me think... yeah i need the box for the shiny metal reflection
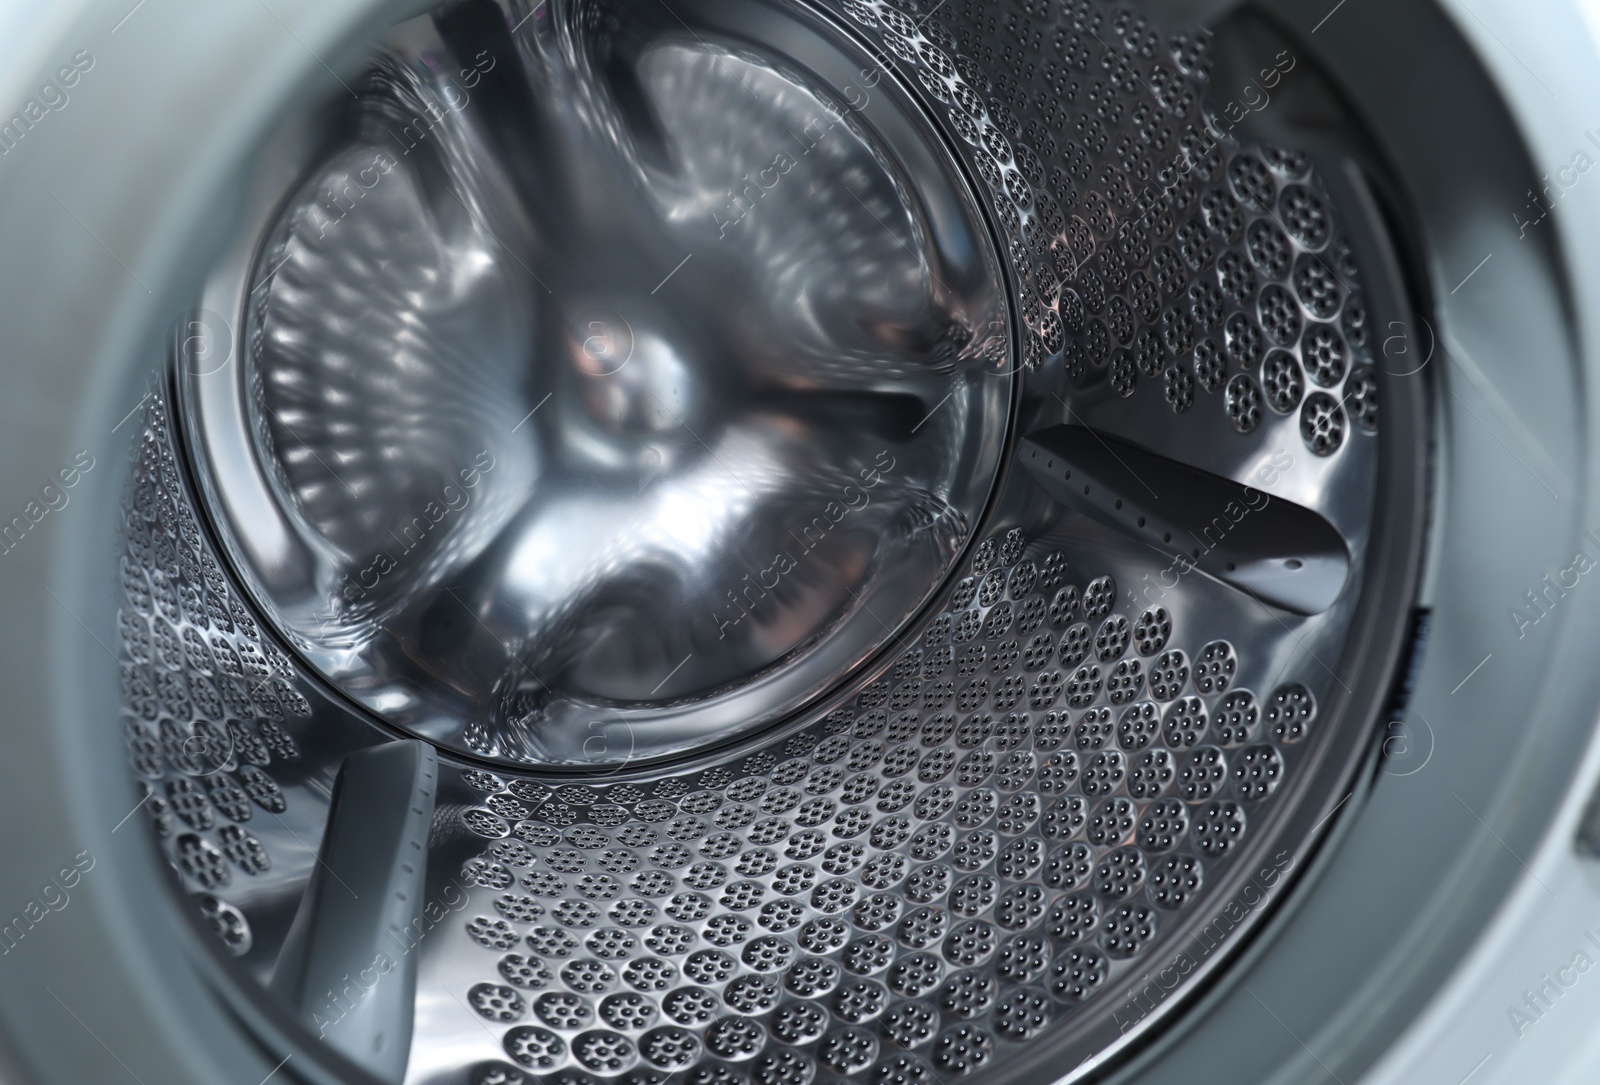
[202,0,1012,766]
[1020,425,1351,614]
[149,0,1427,1081]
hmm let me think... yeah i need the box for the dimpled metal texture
[135,0,1394,1081]
[438,529,1318,1085]
[117,392,317,966]
[423,0,1381,1078]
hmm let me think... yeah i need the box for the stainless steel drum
[134,0,1428,1080]
[5,1,1600,1085]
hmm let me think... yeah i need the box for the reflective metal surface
[137,0,1430,1083]
[185,0,1011,768]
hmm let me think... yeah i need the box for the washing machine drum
[1,1,1594,1084]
